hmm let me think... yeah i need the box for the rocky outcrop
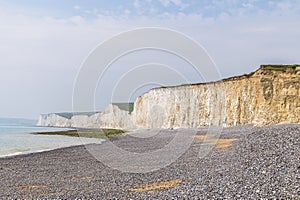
[37,65,300,129]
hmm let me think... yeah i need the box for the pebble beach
[0,124,299,199]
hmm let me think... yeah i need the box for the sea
[0,125,103,158]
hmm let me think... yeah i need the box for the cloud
[158,0,189,9]
[133,0,141,9]
[158,0,170,7]
[124,9,131,15]
[73,5,81,10]
[0,1,300,118]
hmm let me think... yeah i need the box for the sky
[0,0,299,119]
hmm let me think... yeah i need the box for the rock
[285,68,295,73]
[37,65,300,129]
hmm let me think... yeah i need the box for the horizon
[4,63,299,121]
[0,0,300,119]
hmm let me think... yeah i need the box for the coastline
[33,128,127,138]
[0,124,299,198]
[0,126,106,158]
[0,127,126,158]
[0,144,90,159]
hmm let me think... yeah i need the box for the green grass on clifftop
[112,103,134,113]
[262,64,299,71]
[55,112,99,119]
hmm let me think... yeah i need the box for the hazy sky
[0,0,299,119]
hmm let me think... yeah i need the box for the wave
[0,138,105,158]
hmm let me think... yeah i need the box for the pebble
[0,124,299,199]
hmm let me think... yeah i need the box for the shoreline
[0,144,87,159]
[1,123,297,159]
[0,124,300,199]
[33,128,127,138]
[0,127,125,159]
[0,124,299,198]
[0,127,107,159]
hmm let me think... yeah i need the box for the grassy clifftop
[55,112,99,119]
[54,103,134,119]
[112,103,134,113]
[260,64,300,71]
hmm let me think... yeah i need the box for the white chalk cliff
[37,65,300,129]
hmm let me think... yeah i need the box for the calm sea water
[0,125,103,157]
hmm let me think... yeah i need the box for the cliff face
[37,104,134,129]
[37,66,300,129]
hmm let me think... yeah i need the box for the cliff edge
[37,65,300,129]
